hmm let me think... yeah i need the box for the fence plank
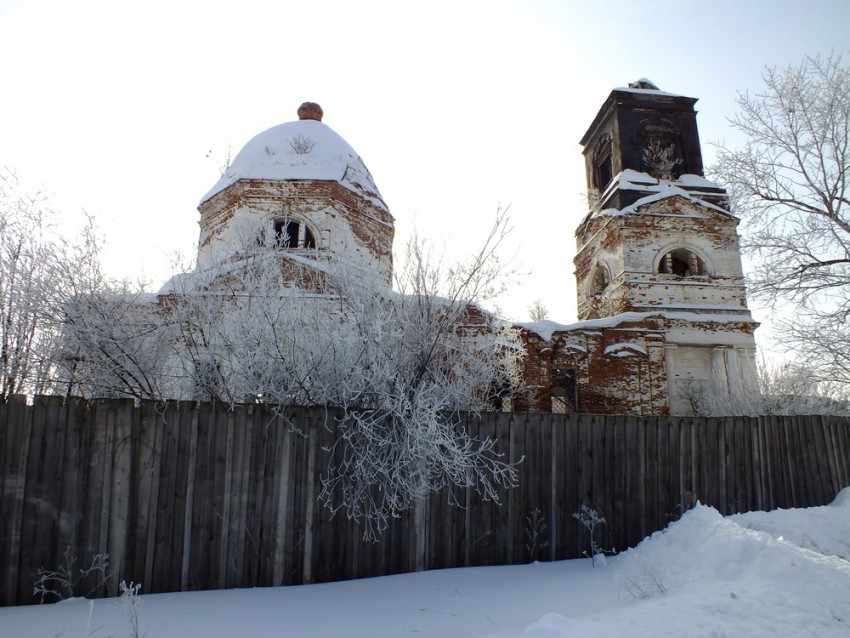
[107,399,133,594]
[810,416,831,504]
[733,416,748,514]
[149,403,173,593]
[623,415,643,548]
[17,396,49,603]
[609,415,626,552]
[314,408,339,583]
[0,397,29,605]
[226,406,249,588]
[560,414,580,558]
[828,418,850,494]
[508,412,526,565]
[20,397,60,602]
[56,399,84,583]
[766,415,786,509]
[664,416,679,526]
[141,402,164,591]
[177,401,199,591]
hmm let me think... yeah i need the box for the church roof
[200,112,386,211]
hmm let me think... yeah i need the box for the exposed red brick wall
[198,178,395,285]
[516,315,670,415]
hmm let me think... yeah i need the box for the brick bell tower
[570,80,759,415]
[515,81,760,416]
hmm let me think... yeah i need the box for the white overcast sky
[2,0,849,350]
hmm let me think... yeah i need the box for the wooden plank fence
[1,396,849,606]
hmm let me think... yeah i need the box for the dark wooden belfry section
[580,84,708,210]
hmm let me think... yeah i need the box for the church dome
[201,105,386,211]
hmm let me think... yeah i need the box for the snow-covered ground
[3,489,849,637]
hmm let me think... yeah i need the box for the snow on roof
[517,311,756,343]
[587,171,731,221]
[624,189,731,217]
[617,169,722,192]
[517,313,659,341]
[200,119,387,210]
[157,271,195,295]
[517,319,576,342]
[614,87,691,98]
[613,80,691,99]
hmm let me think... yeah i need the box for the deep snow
[2,489,848,637]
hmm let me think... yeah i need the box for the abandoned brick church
[187,83,759,417]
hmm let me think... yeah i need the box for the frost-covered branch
[711,53,850,385]
[62,208,523,538]
[0,168,105,399]
[319,211,523,539]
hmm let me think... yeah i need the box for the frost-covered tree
[319,217,523,539]
[528,299,549,321]
[63,210,523,537]
[756,361,850,415]
[682,356,850,417]
[61,289,173,400]
[0,169,103,399]
[712,54,850,386]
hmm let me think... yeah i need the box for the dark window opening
[590,265,610,296]
[659,248,705,277]
[592,141,613,192]
[551,368,578,414]
[274,218,316,249]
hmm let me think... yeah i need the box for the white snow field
[2,489,849,638]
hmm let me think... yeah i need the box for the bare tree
[528,299,549,321]
[680,356,850,416]
[0,169,103,400]
[711,54,850,385]
[320,213,523,539]
[756,360,850,415]
[61,288,173,400]
[63,209,523,538]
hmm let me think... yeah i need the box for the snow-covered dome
[201,104,386,210]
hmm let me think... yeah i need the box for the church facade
[514,81,759,415]
[170,86,758,416]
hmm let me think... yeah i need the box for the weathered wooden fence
[1,395,849,607]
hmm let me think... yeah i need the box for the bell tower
[569,80,759,415]
[579,79,726,211]
[574,80,753,322]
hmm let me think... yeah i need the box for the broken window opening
[273,218,317,249]
[591,137,613,192]
[658,248,705,277]
[590,264,610,296]
[551,368,578,414]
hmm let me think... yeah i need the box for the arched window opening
[273,218,316,249]
[591,136,613,192]
[658,248,705,277]
[590,264,610,296]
